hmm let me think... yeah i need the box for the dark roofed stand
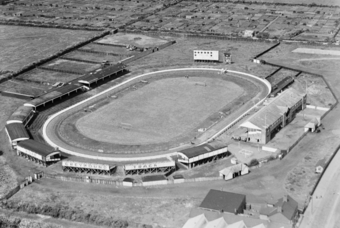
[5,122,30,145]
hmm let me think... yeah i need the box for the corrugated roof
[241,88,305,130]
[8,106,34,122]
[18,139,57,157]
[78,63,125,84]
[5,123,30,141]
[142,175,167,182]
[179,144,225,159]
[199,189,246,214]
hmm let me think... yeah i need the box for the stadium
[41,67,271,162]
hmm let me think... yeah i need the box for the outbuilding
[219,163,249,181]
[17,139,60,166]
[142,175,168,186]
[5,123,30,148]
[122,177,136,187]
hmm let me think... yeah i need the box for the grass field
[97,33,168,47]
[65,50,126,63]
[76,73,244,145]
[234,0,340,5]
[45,59,101,74]
[0,25,96,72]
[17,68,82,84]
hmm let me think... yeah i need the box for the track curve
[43,68,271,162]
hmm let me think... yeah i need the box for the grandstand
[78,62,126,87]
[6,105,35,126]
[124,159,176,175]
[178,143,229,169]
[62,157,117,175]
[5,122,30,148]
[17,139,60,166]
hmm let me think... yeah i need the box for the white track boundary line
[43,68,271,162]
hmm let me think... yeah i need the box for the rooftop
[5,123,30,141]
[18,139,57,157]
[199,189,246,214]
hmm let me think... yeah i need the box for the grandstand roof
[5,123,30,142]
[240,88,305,130]
[78,63,125,84]
[179,143,226,159]
[7,105,34,123]
[199,189,245,214]
[63,156,116,166]
[25,84,82,108]
[18,139,58,157]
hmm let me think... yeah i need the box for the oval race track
[43,68,271,162]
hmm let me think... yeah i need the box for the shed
[142,175,167,186]
[315,158,327,173]
[219,163,249,181]
[5,123,30,147]
[199,189,246,214]
[122,177,136,187]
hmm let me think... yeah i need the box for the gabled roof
[205,217,227,228]
[240,88,305,130]
[227,220,247,228]
[18,139,57,157]
[5,123,30,142]
[273,195,298,221]
[182,214,208,228]
[199,189,246,214]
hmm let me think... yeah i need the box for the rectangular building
[193,50,219,62]
[239,88,306,144]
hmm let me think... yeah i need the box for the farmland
[0,25,96,72]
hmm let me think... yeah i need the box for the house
[199,190,246,214]
[315,158,327,173]
[219,163,249,181]
[259,195,298,226]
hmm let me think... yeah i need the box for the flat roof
[199,189,246,213]
[142,175,167,182]
[8,106,34,123]
[5,123,30,141]
[179,143,226,159]
[25,84,82,107]
[78,63,125,84]
[18,139,57,157]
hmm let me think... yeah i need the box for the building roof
[5,123,30,141]
[219,164,248,176]
[261,195,298,222]
[240,88,305,130]
[63,156,116,166]
[17,139,58,157]
[142,175,167,182]
[199,189,246,213]
[182,214,208,228]
[173,174,184,179]
[122,177,135,183]
[179,144,226,159]
[7,106,34,123]
[78,63,125,84]
[25,84,82,107]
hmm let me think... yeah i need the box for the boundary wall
[43,68,271,162]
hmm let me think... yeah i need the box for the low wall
[262,146,278,153]
[0,186,20,201]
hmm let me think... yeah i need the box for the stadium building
[62,157,116,175]
[178,143,229,169]
[124,159,176,175]
[239,88,306,144]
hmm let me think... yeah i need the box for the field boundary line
[43,68,271,162]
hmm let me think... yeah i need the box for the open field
[0,80,48,97]
[65,50,126,63]
[76,75,244,145]
[0,25,96,72]
[17,68,82,84]
[45,59,101,74]
[236,0,340,6]
[97,33,168,47]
